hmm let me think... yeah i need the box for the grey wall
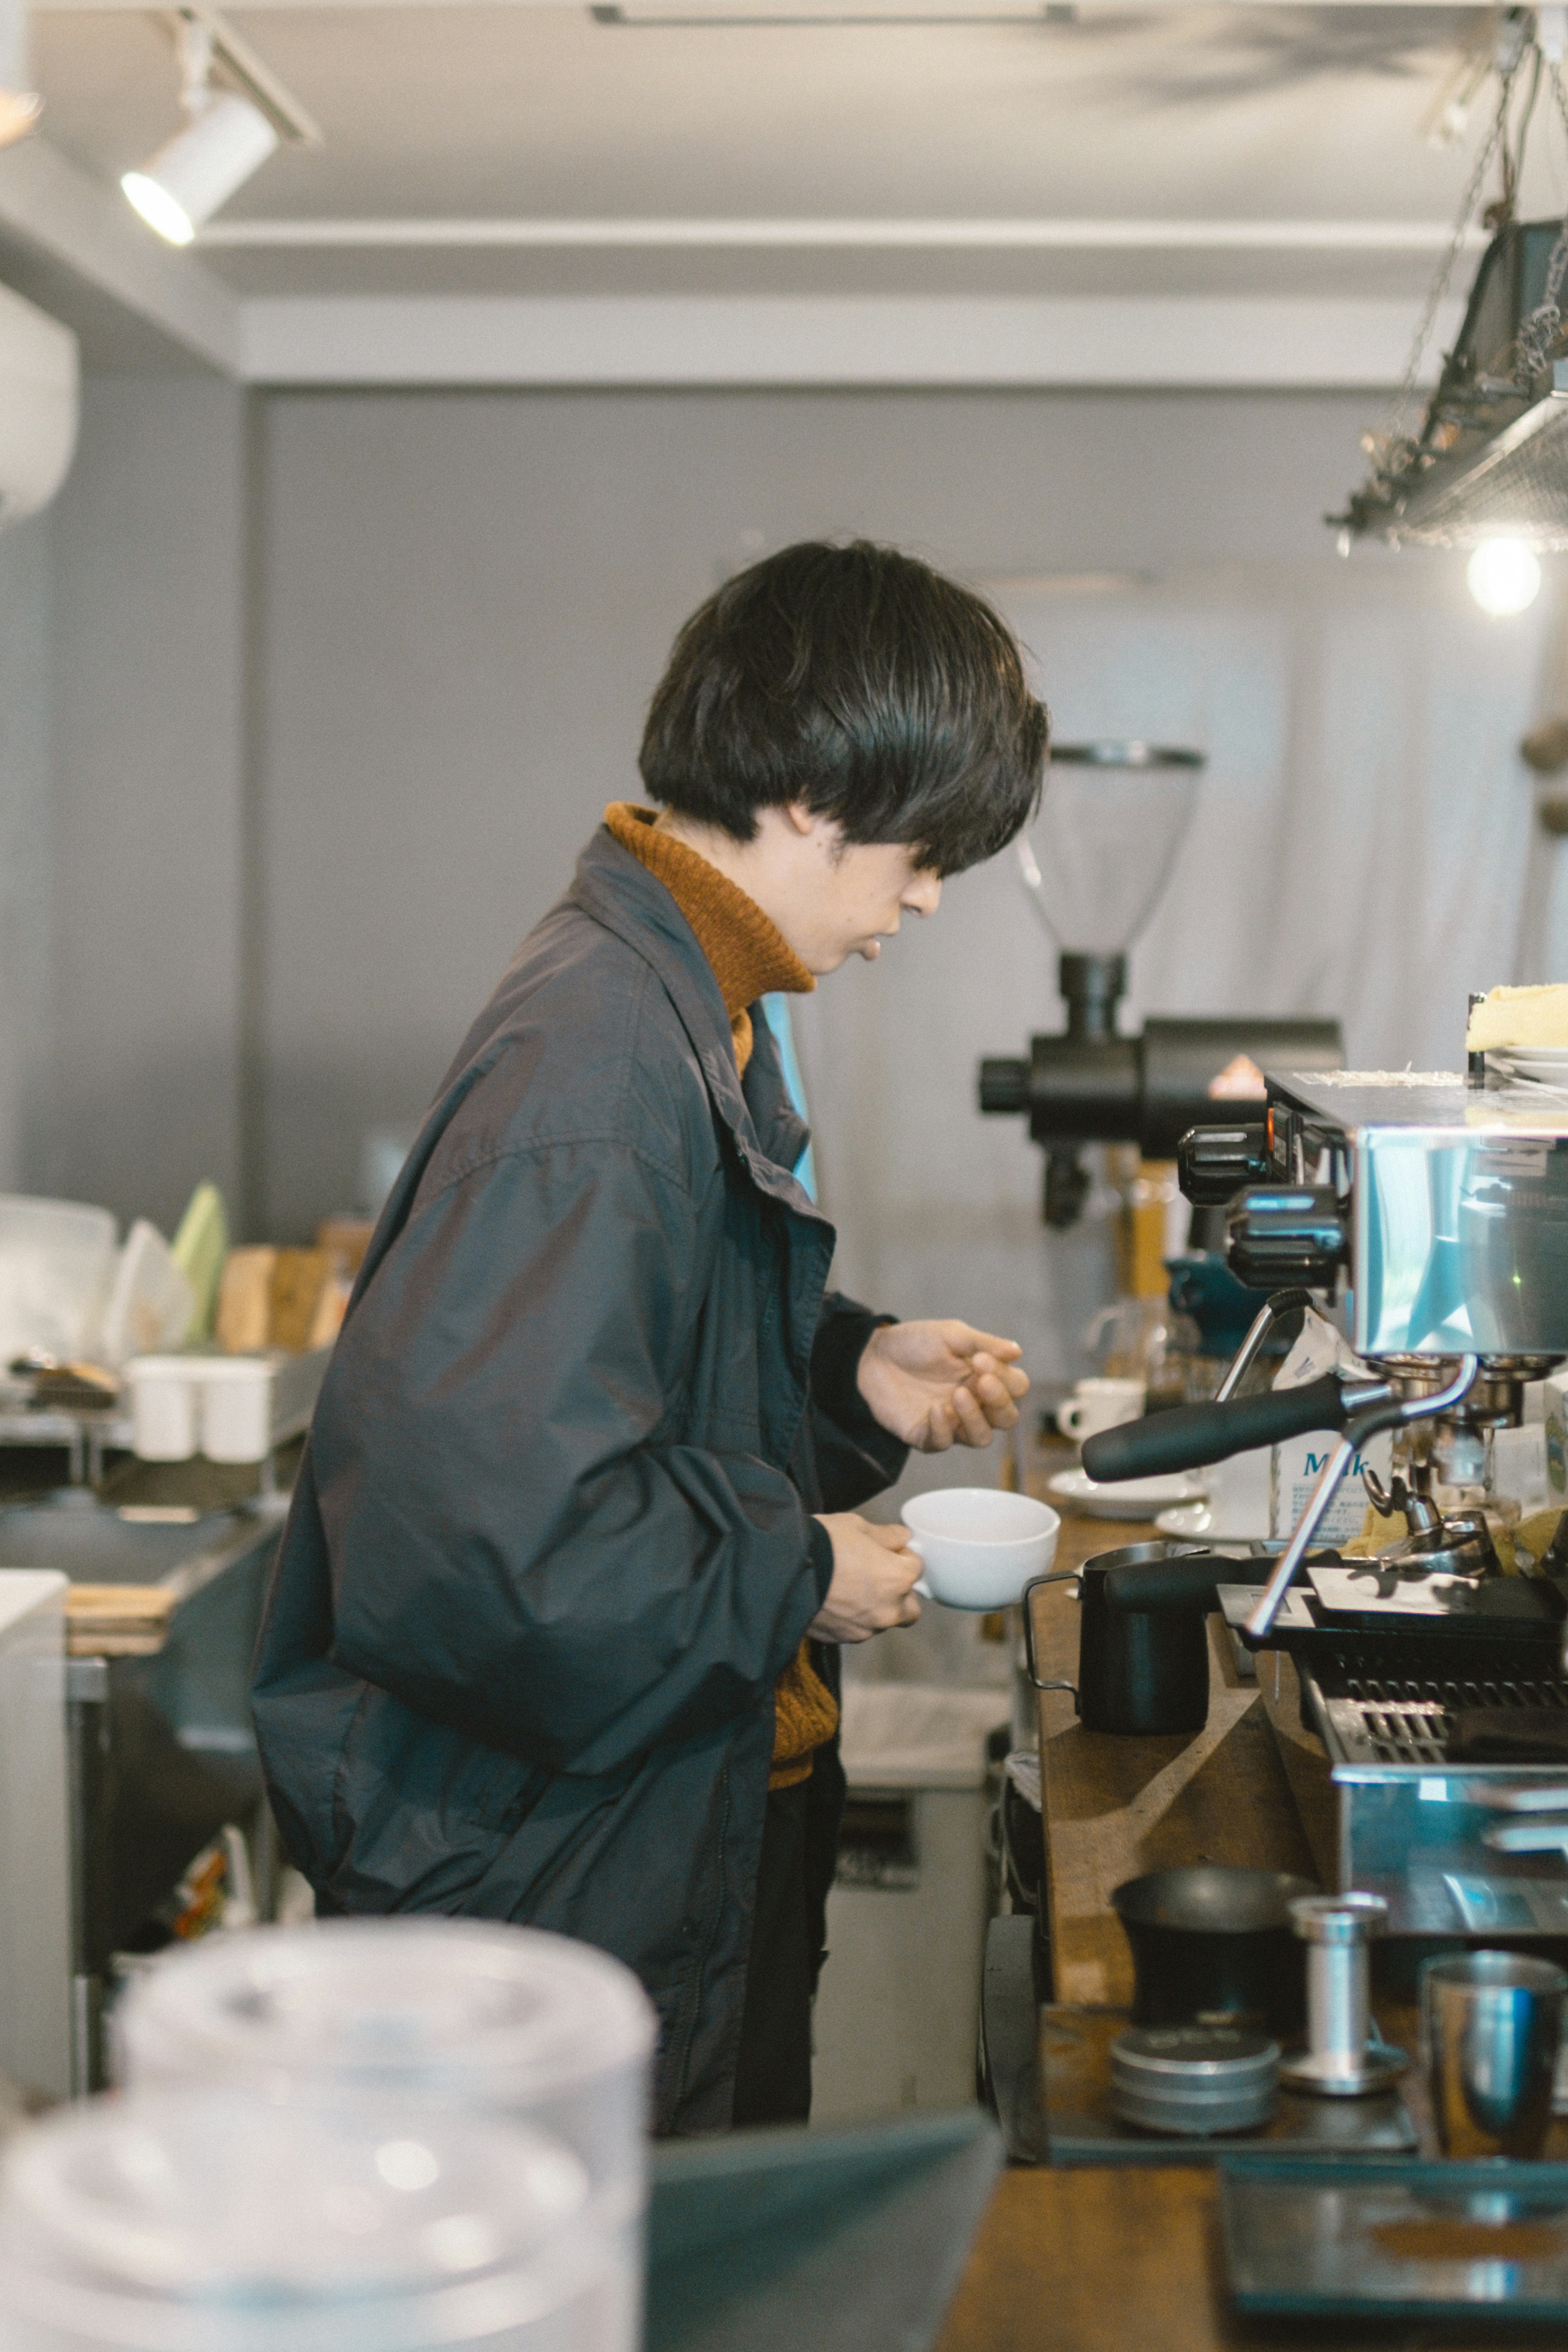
[45,372,247,1236]
[252,385,1377,1250]
[0,510,55,1195]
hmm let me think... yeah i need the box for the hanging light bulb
[0,0,41,149]
[121,20,278,246]
[1467,537,1544,616]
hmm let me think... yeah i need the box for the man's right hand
[808,1514,922,1643]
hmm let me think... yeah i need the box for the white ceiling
[4,2,1566,376]
[32,3,1568,294]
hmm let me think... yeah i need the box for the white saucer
[1047,1467,1207,1520]
[1493,1050,1568,1080]
[1155,1501,1271,1542]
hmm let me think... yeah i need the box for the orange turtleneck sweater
[604,802,838,1792]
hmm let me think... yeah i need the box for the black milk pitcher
[1023,1541,1229,1737]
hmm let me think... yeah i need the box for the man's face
[792,830,943,975]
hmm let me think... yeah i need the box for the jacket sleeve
[807,1291,909,1511]
[312,1137,831,1778]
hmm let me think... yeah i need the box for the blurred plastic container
[121,1349,332,1465]
[97,1224,194,1370]
[0,1198,117,1368]
[122,1359,198,1461]
[193,1356,274,1461]
[0,2088,610,2351]
[115,1920,655,2244]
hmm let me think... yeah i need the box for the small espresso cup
[1422,1951,1568,2160]
[1058,1378,1145,1443]
[902,1488,1059,1612]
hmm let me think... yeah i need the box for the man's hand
[808,1514,922,1643]
[856,1320,1029,1453]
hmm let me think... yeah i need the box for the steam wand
[1212,1286,1313,1405]
[1244,1355,1481,1644]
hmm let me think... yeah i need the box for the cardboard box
[1544,1368,1568,1501]
[1271,1429,1392,1546]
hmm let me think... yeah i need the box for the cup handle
[1022,1568,1082,1694]
[907,1536,931,1601]
[1058,1399,1086,1439]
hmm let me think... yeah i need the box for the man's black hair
[638,540,1048,877]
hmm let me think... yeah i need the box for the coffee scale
[1084,1052,1568,1948]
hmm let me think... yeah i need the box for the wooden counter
[1026,1524,1316,2007]
[931,1486,1566,2352]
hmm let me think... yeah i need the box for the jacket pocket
[328,1685,550,1911]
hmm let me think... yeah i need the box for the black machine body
[978,952,1343,1229]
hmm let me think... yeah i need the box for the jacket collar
[569,826,824,1218]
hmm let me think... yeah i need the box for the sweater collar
[602,804,813,1020]
[568,827,820,1214]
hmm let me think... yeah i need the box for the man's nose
[903,873,942,917]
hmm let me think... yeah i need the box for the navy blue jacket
[251,824,906,2131]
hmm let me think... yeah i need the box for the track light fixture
[1335,11,1568,562]
[122,19,278,246]
[0,0,41,150]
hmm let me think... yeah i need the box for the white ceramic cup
[1058,1377,1145,1442]
[902,1487,1060,1612]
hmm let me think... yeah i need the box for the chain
[1515,64,1568,381]
[1383,61,1520,450]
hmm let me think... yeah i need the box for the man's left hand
[856,1320,1029,1453]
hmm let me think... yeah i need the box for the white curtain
[1001,559,1557,1066]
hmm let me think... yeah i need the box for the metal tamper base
[1278,1893,1409,2098]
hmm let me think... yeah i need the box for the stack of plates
[1491,1045,1568,1092]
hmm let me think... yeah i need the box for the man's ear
[781,801,817,839]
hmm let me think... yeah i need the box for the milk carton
[1544,1368,1568,1503]
[1493,1421,1551,1517]
[1271,1427,1393,1545]
[1267,1307,1391,1547]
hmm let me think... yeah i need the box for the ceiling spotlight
[0,87,39,148]
[122,20,278,246]
[1467,536,1543,617]
[0,0,41,149]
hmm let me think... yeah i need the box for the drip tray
[1254,1637,1568,1942]
[1306,1641,1568,1768]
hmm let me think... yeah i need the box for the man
[252,539,1047,2134]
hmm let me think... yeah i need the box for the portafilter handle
[1081,1372,1391,1485]
[1243,1355,1480,1644]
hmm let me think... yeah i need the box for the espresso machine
[1082,1059,1568,1946]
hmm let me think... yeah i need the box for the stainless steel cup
[1422,1951,1568,2160]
